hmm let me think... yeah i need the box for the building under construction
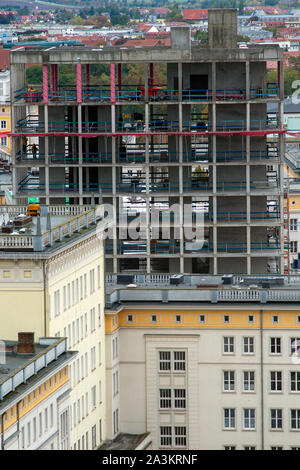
[10,9,285,274]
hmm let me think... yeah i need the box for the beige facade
[0,205,107,450]
[104,297,300,450]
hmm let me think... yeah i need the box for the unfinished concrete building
[10,9,285,274]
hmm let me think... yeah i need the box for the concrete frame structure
[9,9,285,275]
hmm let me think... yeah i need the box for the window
[0,136,7,146]
[113,409,119,434]
[224,315,230,324]
[160,426,172,447]
[27,422,31,447]
[243,371,255,392]
[291,372,300,392]
[173,351,185,371]
[291,338,300,355]
[92,424,97,449]
[91,385,96,409]
[174,389,186,409]
[270,371,282,392]
[290,218,298,231]
[159,389,171,409]
[271,447,283,450]
[270,337,281,354]
[175,314,181,323]
[127,314,133,323]
[224,446,236,450]
[243,337,254,354]
[174,427,186,447]
[98,342,102,365]
[91,347,96,371]
[0,120,6,129]
[248,315,254,324]
[271,409,282,429]
[90,308,95,332]
[224,409,235,429]
[223,337,234,354]
[50,404,53,428]
[84,274,87,298]
[291,241,298,253]
[21,426,25,449]
[39,412,42,437]
[272,315,279,324]
[97,264,101,289]
[199,314,205,323]
[223,371,235,392]
[291,410,300,430]
[243,409,255,429]
[151,314,157,323]
[244,446,255,450]
[159,351,171,371]
[90,269,95,294]
[98,304,101,327]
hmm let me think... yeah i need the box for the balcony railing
[105,240,280,255]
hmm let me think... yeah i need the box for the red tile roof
[182,9,208,21]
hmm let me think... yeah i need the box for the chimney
[208,9,238,49]
[17,332,35,354]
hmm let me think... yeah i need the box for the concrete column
[245,61,250,100]
[144,63,149,102]
[178,62,182,101]
[212,62,216,101]
[145,103,149,132]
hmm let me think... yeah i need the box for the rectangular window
[199,314,205,323]
[243,337,254,354]
[270,371,282,392]
[244,409,255,429]
[91,347,96,371]
[223,337,234,354]
[160,426,172,447]
[224,409,235,429]
[91,385,96,409]
[1,120,7,129]
[84,274,87,298]
[291,241,298,253]
[174,426,187,447]
[290,219,298,231]
[243,371,255,392]
[223,371,235,392]
[0,136,7,147]
[97,264,101,289]
[175,314,181,323]
[173,351,185,371]
[174,389,186,409]
[159,351,171,371]
[92,424,97,449]
[90,308,95,332]
[271,409,282,429]
[291,410,300,429]
[291,372,300,392]
[159,389,171,409]
[223,315,230,324]
[90,269,95,294]
[270,337,281,354]
[291,338,300,355]
[63,286,66,311]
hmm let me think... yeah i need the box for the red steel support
[43,64,48,104]
[77,63,82,104]
[110,64,115,103]
[118,63,122,96]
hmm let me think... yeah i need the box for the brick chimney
[17,332,35,354]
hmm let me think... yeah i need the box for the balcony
[105,240,280,255]
[16,115,279,134]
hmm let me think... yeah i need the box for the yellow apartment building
[0,203,109,450]
[0,336,75,450]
